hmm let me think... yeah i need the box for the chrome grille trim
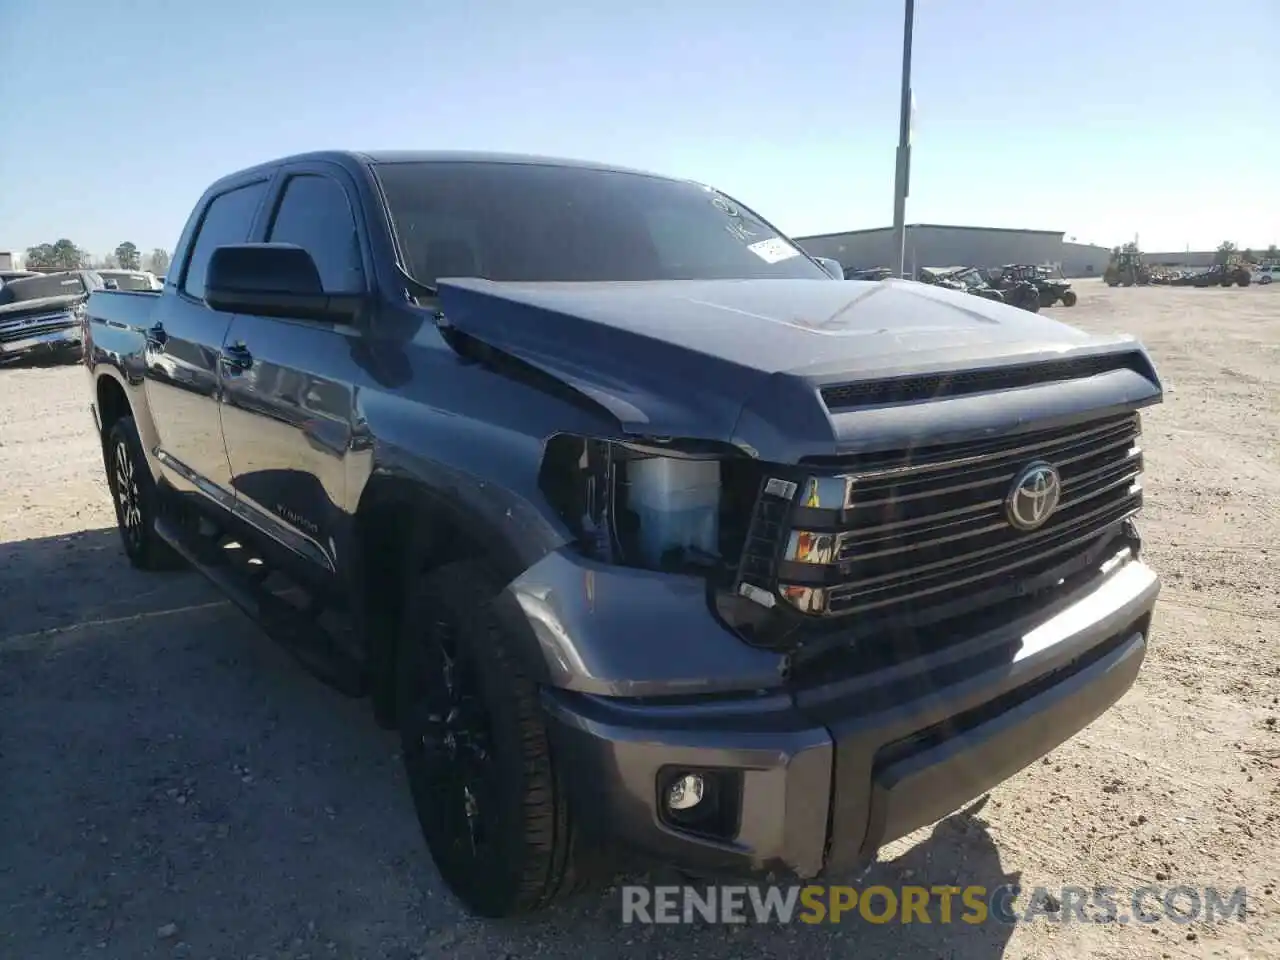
[749,412,1145,621]
[0,311,76,344]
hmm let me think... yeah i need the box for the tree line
[1215,241,1278,266]
[21,239,171,276]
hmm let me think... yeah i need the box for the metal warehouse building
[794,224,1110,279]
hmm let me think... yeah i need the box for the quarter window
[267,175,366,293]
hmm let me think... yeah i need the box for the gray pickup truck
[1,269,102,364]
[83,150,1162,918]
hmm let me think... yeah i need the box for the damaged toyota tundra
[83,151,1163,918]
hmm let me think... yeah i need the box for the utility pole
[890,0,916,279]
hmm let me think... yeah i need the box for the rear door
[219,163,369,576]
[144,179,270,503]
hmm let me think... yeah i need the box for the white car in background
[1251,265,1277,285]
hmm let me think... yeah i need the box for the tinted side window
[267,175,365,293]
[182,181,268,300]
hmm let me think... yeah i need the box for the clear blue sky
[1,0,1275,260]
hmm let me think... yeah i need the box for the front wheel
[1061,289,1078,306]
[395,561,592,917]
[105,416,184,570]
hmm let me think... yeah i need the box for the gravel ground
[1,280,1276,959]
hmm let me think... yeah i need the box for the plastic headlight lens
[538,435,738,572]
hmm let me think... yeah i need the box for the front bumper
[0,327,82,363]
[542,557,1159,879]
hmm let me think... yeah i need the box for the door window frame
[176,177,273,306]
[255,163,376,301]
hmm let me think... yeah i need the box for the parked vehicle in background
[917,265,1005,302]
[1104,249,1152,287]
[0,269,40,287]
[97,269,164,292]
[845,265,894,281]
[994,264,1077,308]
[0,269,102,364]
[986,267,1043,313]
[1250,264,1276,285]
[84,149,1163,919]
[1181,263,1251,288]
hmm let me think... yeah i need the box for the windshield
[374,161,828,285]
[0,272,88,305]
[100,271,158,292]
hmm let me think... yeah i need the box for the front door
[219,169,368,575]
[144,179,270,503]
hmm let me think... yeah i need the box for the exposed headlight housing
[537,434,761,575]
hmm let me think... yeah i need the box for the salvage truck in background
[83,150,1164,918]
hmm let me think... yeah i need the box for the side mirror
[205,243,363,322]
[814,256,845,279]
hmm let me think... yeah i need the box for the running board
[154,516,366,698]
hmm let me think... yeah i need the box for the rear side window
[266,175,366,293]
[181,181,268,300]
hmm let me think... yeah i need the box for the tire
[1061,289,1078,307]
[1260,275,1272,285]
[395,561,590,917]
[105,416,184,570]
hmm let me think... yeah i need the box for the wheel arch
[352,471,566,726]
[92,367,164,482]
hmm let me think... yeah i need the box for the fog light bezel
[656,766,743,840]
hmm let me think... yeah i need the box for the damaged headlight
[538,435,760,574]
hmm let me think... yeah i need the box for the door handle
[220,342,253,372]
[145,322,167,347]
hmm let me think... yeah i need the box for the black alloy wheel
[394,561,587,917]
[400,609,496,863]
[105,416,183,570]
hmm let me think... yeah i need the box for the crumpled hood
[0,293,84,320]
[437,277,1159,460]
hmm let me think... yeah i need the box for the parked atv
[981,266,1041,313]
[917,265,1041,311]
[919,266,1000,299]
[996,264,1077,307]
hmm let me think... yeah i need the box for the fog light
[666,773,705,811]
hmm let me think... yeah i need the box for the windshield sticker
[747,237,800,264]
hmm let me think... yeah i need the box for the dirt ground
[1,280,1276,960]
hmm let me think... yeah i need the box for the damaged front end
[537,407,1150,662]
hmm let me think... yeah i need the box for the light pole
[890,0,915,279]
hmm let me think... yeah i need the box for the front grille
[735,412,1143,625]
[0,311,75,344]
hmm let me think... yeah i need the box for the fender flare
[352,473,568,698]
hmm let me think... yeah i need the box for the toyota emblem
[1005,461,1062,531]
